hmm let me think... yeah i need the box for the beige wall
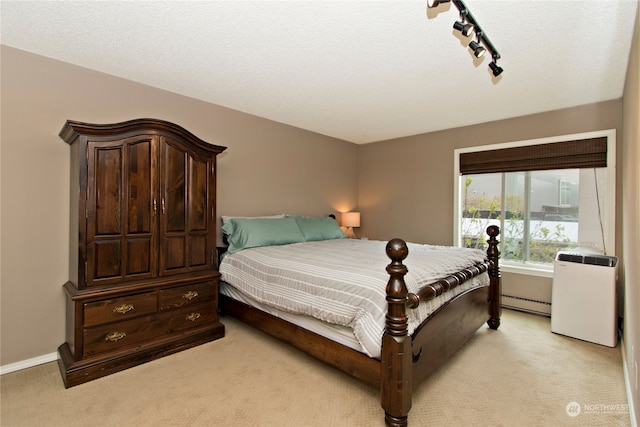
[0,46,358,365]
[621,3,639,422]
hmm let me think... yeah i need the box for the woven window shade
[460,137,607,175]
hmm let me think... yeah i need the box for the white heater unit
[551,250,618,347]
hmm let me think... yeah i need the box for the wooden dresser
[57,119,226,387]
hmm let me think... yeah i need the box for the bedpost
[486,225,502,330]
[380,239,412,427]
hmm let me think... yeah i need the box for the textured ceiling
[1,1,637,144]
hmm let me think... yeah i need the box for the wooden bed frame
[219,225,501,426]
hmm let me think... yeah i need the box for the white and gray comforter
[219,238,489,358]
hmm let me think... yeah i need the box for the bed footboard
[380,226,501,427]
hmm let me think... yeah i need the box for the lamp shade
[341,212,361,228]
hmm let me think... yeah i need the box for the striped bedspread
[219,238,489,358]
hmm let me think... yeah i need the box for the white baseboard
[502,294,551,316]
[622,338,639,427]
[0,352,58,375]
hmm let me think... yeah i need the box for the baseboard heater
[502,294,551,316]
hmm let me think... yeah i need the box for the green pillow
[293,216,345,242]
[222,217,306,253]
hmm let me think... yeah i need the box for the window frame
[453,129,616,278]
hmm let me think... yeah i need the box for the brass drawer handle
[182,291,199,301]
[186,312,201,322]
[105,331,127,342]
[113,304,134,314]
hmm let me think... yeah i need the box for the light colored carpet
[0,309,630,427]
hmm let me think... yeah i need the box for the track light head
[427,0,450,7]
[469,40,486,58]
[453,20,474,37]
[489,61,504,77]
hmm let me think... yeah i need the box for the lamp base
[342,226,357,239]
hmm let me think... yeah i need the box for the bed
[217,215,501,426]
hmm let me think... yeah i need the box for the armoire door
[85,135,158,286]
[158,137,214,276]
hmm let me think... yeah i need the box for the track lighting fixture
[489,61,503,77]
[427,0,503,76]
[453,20,474,37]
[469,40,486,58]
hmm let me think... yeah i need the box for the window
[559,180,572,206]
[454,130,616,276]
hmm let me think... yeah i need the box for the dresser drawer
[82,303,217,357]
[161,302,218,332]
[158,281,216,310]
[84,292,157,327]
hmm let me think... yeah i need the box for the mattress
[219,238,489,358]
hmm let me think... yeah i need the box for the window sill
[500,263,554,278]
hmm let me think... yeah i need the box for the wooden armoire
[57,119,226,387]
